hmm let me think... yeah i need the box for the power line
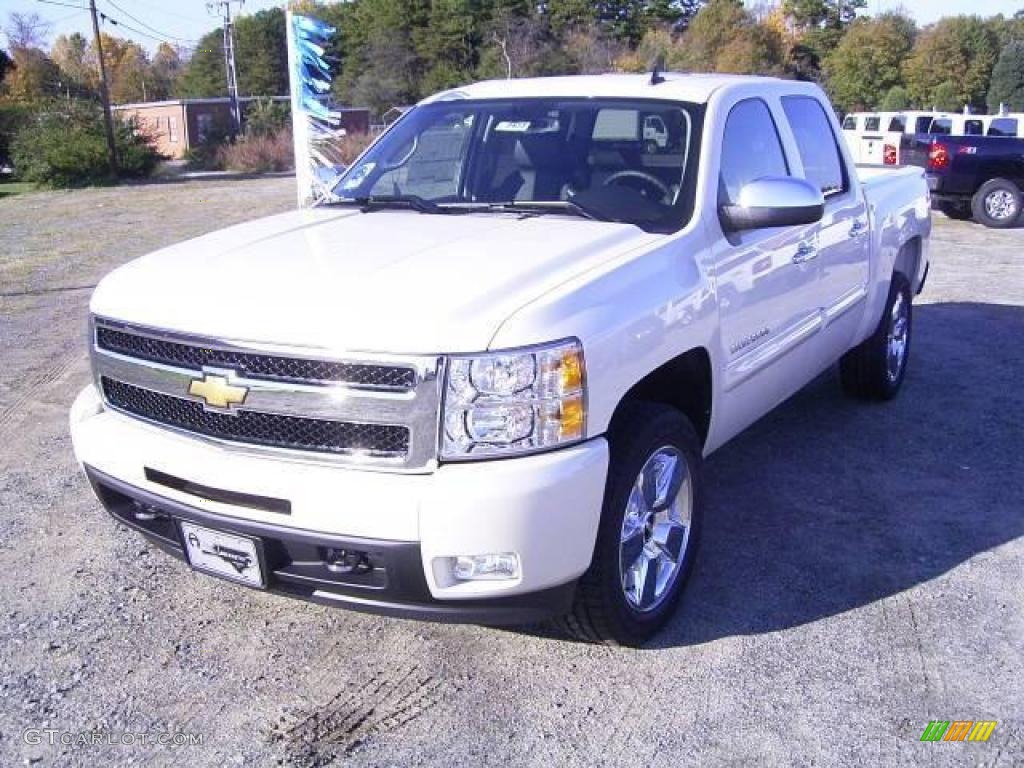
[103,0,197,44]
[36,0,200,48]
[36,0,90,10]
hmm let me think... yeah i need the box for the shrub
[10,101,162,187]
[0,103,32,166]
[218,129,294,173]
[244,98,291,138]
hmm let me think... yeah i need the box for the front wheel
[971,178,1022,228]
[839,274,912,401]
[557,402,703,646]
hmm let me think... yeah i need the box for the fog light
[452,553,520,581]
[324,548,370,575]
[132,501,163,521]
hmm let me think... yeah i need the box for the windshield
[332,98,703,232]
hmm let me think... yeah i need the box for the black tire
[971,178,1023,229]
[556,402,703,646]
[936,201,972,221]
[839,273,912,401]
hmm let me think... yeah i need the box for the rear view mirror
[719,176,825,232]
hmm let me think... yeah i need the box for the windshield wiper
[447,200,607,222]
[335,194,447,214]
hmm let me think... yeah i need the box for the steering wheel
[602,170,671,203]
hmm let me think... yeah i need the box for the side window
[914,116,933,133]
[864,116,880,131]
[988,118,1018,137]
[888,116,906,133]
[782,96,846,197]
[931,119,952,135]
[842,115,857,130]
[964,120,983,136]
[719,99,789,206]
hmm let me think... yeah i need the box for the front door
[714,98,824,396]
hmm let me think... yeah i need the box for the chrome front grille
[96,326,417,389]
[91,318,442,470]
[102,378,411,457]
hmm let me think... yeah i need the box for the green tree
[879,84,909,111]
[150,43,184,100]
[674,0,783,74]
[988,40,1024,111]
[235,8,288,96]
[903,16,1000,112]
[178,30,225,97]
[415,0,481,92]
[930,80,961,112]
[2,47,61,103]
[51,33,94,97]
[783,0,866,67]
[823,13,915,112]
[333,0,429,114]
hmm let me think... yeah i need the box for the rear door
[781,96,869,352]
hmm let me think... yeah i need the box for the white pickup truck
[71,74,931,646]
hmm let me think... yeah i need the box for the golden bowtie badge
[188,373,248,410]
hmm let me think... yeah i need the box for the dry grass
[218,130,295,173]
[217,130,376,174]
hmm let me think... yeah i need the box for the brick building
[113,97,371,159]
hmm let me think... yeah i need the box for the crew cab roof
[421,73,813,106]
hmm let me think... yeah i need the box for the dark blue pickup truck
[902,134,1024,228]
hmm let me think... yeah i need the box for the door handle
[849,220,867,238]
[792,242,818,264]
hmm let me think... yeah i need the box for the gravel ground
[0,178,1021,767]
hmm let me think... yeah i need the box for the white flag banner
[285,11,346,208]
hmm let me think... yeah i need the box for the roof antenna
[650,55,665,86]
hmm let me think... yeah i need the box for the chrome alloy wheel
[886,290,909,383]
[984,189,1017,221]
[619,446,692,613]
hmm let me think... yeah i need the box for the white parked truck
[71,74,931,645]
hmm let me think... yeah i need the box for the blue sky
[2,0,1022,53]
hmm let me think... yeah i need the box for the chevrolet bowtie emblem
[188,373,248,410]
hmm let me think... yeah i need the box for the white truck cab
[71,74,930,645]
[842,110,947,165]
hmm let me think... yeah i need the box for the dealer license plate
[179,521,264,588]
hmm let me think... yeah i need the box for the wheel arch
[606,347,713,450]
[893,235,923,293]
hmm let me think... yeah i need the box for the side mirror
[719,176,825,233]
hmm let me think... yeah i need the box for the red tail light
[883,144,898,165]
[928,141,950,171]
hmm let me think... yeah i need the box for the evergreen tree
[987,40,1024,112]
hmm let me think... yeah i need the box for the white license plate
[180,521,264,588]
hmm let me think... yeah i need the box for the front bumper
[71,385,609,624]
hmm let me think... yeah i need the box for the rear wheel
[839,274,912,401]
[936,200,972,221]
[558,402,703,646]
[971,178,1022,229]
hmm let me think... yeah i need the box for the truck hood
[91,207,656,353]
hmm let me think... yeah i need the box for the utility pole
[208,0,244,134]
[89,0,118,176]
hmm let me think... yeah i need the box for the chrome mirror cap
[720,176,825,232]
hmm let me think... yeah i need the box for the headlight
[441,338,586,459]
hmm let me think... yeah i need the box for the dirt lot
[1,178,1021,767]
